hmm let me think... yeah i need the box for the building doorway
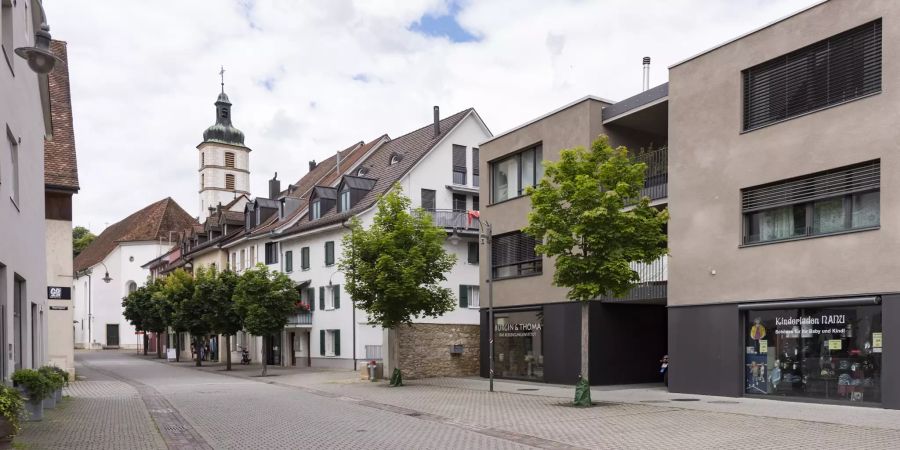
[265,334,281,366]
[289,332,296,366]
[106,324,120,347]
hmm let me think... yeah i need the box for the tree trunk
[156,332,162,359]
[388,327,400,376]
[175,333,181,362]
[581,301,589,381]
[261,335,268,377]
[143,334,148,355]
[225,335,232,371]
[195,336,202,367]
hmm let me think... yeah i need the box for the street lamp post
[467,210,494,392]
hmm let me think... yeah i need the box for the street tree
[180,266,218,366]
[123,278,167,358]
[233,264,298,376]
[523,135,669,406]
[201,268,242,370]
[159,268,195,363]
[340,185,456,384]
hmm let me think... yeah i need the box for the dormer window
[311,200,322,220]
[340,190,351,212]
[390,153,402,165]
[357,167,369,177]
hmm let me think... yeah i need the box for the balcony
[285,311,313,326]
[601,256,667,304]
[634,146,667,201]
[422,209,480,232]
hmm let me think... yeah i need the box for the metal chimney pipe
[642,56,651,91]
[433,106,440,137]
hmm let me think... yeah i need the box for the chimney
[433,105,440,137]
[336,149,342,174]
[269,172,281,199]
[642,56,651,92]
[309,160,317,172]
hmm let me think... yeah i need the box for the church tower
[198,70,251,217]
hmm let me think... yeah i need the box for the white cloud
[45,0,819,232]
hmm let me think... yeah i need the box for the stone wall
[396,323,480,379]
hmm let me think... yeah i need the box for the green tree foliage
[159,269,195,363]
[340,185,457,329]
[234,264,298,376]
[524,135,668,406]
[180,267,220,366]
[201,268,242,370]
[72,226,96,257]
[122,277,167,357]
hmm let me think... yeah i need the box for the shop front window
[744,304,882,404]
[493,309,543,381]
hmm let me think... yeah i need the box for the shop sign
[495,322,542,337]
[48,306,68,311]
[47,286,71,300]
[773,314,849,337]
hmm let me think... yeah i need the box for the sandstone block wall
[396,323,480,379]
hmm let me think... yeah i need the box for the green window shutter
[307,287,315,310]
[301,247,309,270]
[319,330,325,356]
[459,285,468,308]
[325,241,334,266]
[333,285,340,309]
[285,251,293,272]
[334,330,341,356]
[319,287,325,310]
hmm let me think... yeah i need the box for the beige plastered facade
[46,219,75,378]
[668,0,899,307]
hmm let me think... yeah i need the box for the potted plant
[38,367,65,409]
[0,385,23,445]
[11,369,52,421]
[49,367,69,402]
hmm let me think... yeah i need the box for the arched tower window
[226,174,235,190]
[201,173,205,189]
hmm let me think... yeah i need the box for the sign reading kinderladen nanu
[496,322,542,337]
[774,314,848,337]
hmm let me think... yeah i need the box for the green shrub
[49,366,70,386]
[11,369,53,401]
[0,386,23,437]
[38,367,65,391]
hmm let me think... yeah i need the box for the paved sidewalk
[161,355,900,449]
[15,357,167,450]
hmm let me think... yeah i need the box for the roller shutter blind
[743,19,881,131]
[741,160,880,213]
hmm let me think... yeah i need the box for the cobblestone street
[15,350,900,449]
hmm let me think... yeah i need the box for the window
[126,281,137,294]
[265,242,278,265]
[250,245,256,264]
[472,195,479,212]
[467,241,479,264]
[13,276,22,370]
[239,249,245,270]
[2,0,13,72]
[491,145,543,203]
[326,284,341,310]
[356,167,368,177]
[324,241,335,266]
[201,173,205,189]
[320,329,341,356]
[305,287,315,310]
[421,189,436,211]
[201,152,205,167]
[452,194,466,212]
[389,153,402,165]
[339,189,351,212]
[742,160,880,245]
[452,144,467,185]
[225,152,235,168]
[301,247,310,270]
[459,285,480,308]
[310,200,321,220]
[230,252,236,271]
[492,231,542,279]
[7,127,18,205]
[225,174,235,190]
[743,19,882,131]
[472,148,480,187]
[284,251,293,272]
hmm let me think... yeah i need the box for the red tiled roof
[74,198,198,272]
[44,40,79,191]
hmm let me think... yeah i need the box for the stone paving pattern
[15,351,900,449]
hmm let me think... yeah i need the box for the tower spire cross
[219,65,225,93]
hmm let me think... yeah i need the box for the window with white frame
[321,329,341,356]
[459,285,479,308]
[239,249,245,270]
[325,284,340,310]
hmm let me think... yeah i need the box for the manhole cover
[517,388,539,391]
[640,400,670,403]
[671,398,701,402]
[708,400,740,404]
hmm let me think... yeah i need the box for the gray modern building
[0,0,58,378]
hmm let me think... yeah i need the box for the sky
[45,0,821,233]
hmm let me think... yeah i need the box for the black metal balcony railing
[602,256,667,303]
[421,209,480,231]
[286,311,313,326]
[633,146,668,201]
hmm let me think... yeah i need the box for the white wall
[73,241,172,349]
[198,141,251,216]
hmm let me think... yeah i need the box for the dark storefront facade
[669,294,900,409]
[480,301,667,386]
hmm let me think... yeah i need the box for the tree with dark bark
[234,264,297,376]
[159,269,195,363]
[201,268,241,370]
